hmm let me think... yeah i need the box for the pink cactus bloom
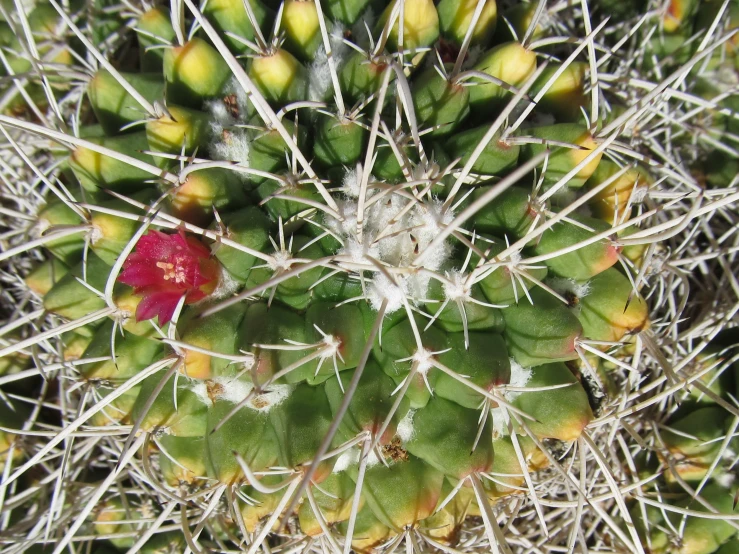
[118,229,219,325]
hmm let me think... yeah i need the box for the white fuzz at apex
[367,272,408,313]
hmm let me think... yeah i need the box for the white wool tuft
[191,378,293,412]
[210,268,242,300]
[548,277,591,300]
[227,77,250,114]
[443,271,471,302]
[210,129,251,165]
[397,409,416,442]
[334,199,360,236]
[216,378,253,404]
[716,472,735,488]
[367,194,407,259]
[507,249,523,266]
[368,273,407,313]
[308,22,348,102]
[205,78,252,167]
[339,238,380,264]
[342,164,363,198]
[88,225,104,246]
[333,447,382,472]
[490,407,509,439]
[414,200,454,234]
[333,449,359,472]
[365,195,453,271]
[309,47,333,102]
[419,241,452,271]
[189,382,210,405]
[206,100,234,130]
[206,77,250,124]
[268,249,294,272]
[245,383,293,412]
[411,348,435,375]
[506,359,532,401]
[405,272,432,302]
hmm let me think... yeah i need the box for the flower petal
[118,259,165,288]
[135,290,185,325]
[119,229,219,323]
[184,232,212,258]
[136,230,184,261]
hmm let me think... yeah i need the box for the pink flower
[118,229,219,325]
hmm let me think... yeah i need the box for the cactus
[0,0,738,551]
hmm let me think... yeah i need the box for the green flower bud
[283,0,322,61]
[448,125,520,176]
[575,268,649,342]
[178,304,248,379]
[80,320,163,381]
[249,48,309,107]
[298,472,359,535]
[170,167,249,226]
[520,123,602,189]
[35,199,84,265]
[373,317,447,408]
[203,0,272,53]
[214,206,272,282]
[325,359,410,444]
[313,114,368,168]
[377,0,440,53]
[206,397,280,483]
[131,373,209,436]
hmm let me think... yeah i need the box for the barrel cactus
[0,0,738,551]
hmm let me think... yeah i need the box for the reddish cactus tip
[117,229,219,325]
